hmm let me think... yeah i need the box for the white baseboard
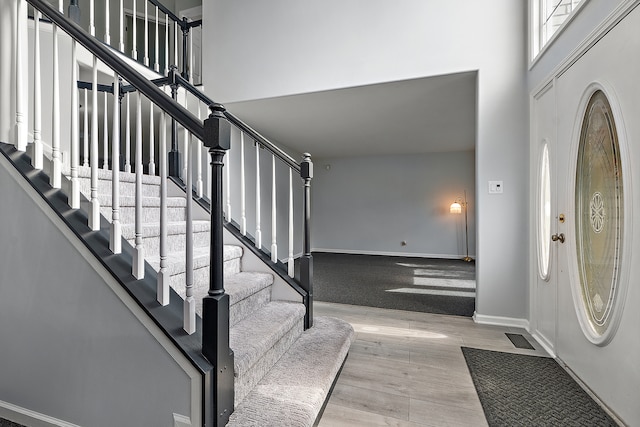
[0,400,81,427]
[473,312,529,330]
[531,331,557,358]
[311,247,474,260]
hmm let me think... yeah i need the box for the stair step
[230,301,306,405]
[76,166,161,198]
[226,272,274,326]
[229,316,355,427]
[100,195,187,224]
[121,220,211,255]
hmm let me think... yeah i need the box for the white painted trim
[173,413,192,427]
[312,247,475,260]
[0,154,203,427]
[531,0,640,94]
[0,400,81,427]
[531,331,557,358]
[473,312,529,330]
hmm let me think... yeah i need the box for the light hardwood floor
[315,302,549,427]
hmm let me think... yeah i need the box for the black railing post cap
[204,103,231,150]
[209,103,226,118]
[301,153,313,179]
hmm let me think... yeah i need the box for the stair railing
[69,0,199,79]
[14,1,232,424]
[164,70,315,329]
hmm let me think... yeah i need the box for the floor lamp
[450,191,473,262]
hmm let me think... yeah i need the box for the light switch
[489,181,503,194]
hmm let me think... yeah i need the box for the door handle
[551,233,565,243]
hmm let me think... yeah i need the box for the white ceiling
[225,71,477,159]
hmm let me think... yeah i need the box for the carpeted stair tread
[146,245,243,274]
[228,316,355,427]
[230,301,305,377]
[97,194,186,208]
[76,165,162,185]
[226,272,274,307]
[120,220,210,239]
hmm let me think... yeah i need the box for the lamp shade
[450,202,462,214]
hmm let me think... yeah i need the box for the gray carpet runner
[461,347,618,426]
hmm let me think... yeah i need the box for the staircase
[0,0,353,425]
[72,165,354,425]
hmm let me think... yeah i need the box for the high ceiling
[225,71,477,159]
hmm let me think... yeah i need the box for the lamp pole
[463,190,472,262]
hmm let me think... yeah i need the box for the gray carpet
[461,347,619,426]
[313,252,476,316]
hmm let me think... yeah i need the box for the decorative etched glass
[538,143,551,280]
[575,90,623,336]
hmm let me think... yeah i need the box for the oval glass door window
[575,90,624,337]
[538,142,551,280]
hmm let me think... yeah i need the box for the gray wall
[203,0,529,321]
[312,151,476,258]
[0,156,198,426]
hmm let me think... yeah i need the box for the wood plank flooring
[315,302,549,427]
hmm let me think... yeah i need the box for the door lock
[559,214,565,223]
[551,233,565,243]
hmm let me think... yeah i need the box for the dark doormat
[0,419,26,427]
[461,347,619,426]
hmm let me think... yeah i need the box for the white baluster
[70,41,80,209]
[189,21,193,84]
[104,0,111,44]
[133,93,144,279]
[255,142,262,249]
[181,93,188,180]
[83,89,89,167]
[240,132,246,235]
[164,15,169,75]
[89,56,100,231]
[132,0,138,60]
[89,0,95,36]
[32,10,42,168]
[196,102,203,198]
[224,130,230,219]
[110,74,121,254]
[288,168,294,277]
[158,112,169,305]
[154,7,160,72]
[184,129,195,335]
[119,0,124,51]
[144,1,149,67]
[271,155,277,262]
[15,0,27,152]
[148,101,155,175]
[125,92,131,172]
[51,3,62,189]
[174,21,178,68]
[103,91,109,170]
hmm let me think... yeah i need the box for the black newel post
[181,18,189,81]
[68,0,80,23]
[168,66,181,177]
[300,153,314,329]
[201,103,234,427]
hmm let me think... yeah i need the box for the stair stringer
[0,144,208,427]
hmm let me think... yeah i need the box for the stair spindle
[174,21,178,69]
[89,56,100,230]
[103,91,109,170]
[51,7,61,188]
[70,40,80,209]
[184,127,195,334]
[132,0,137,60]
[15,0,27,152]
[196,102,203,198]
[148,100,155,175]
[189,23,194,84]
[133,93,144,279]
[83,89,89,167]
[158,111,169,305]
[164,15,169,76]
[181,92,189,180]
[32,10,42,168]
[154,7,160,72]
[104,0,110,44]
[224,131,230,219]
[288,168,294,277]
[125,93,131,172]
[255,141,262,249]
[119,0,124,51]
[89,0,95,36]
[271,154,277,262]
[240,131,246,235]
[144,1,149,67]
[110,74,121,254]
